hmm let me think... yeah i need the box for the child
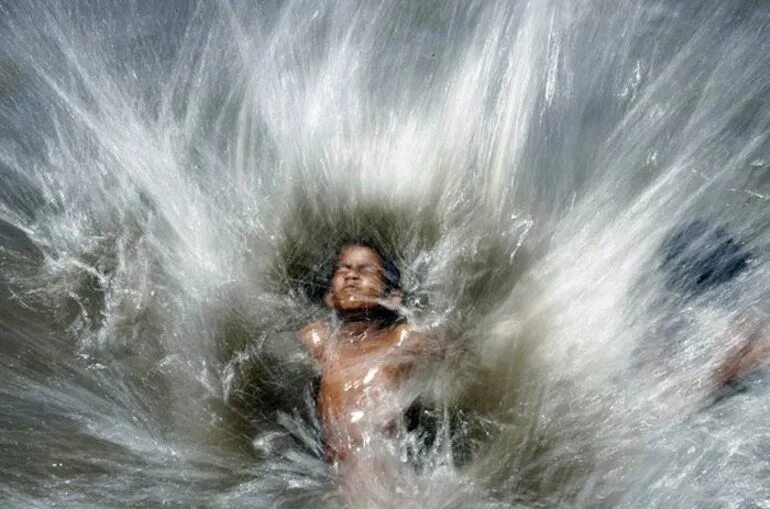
[299,243,440,466]
[656,221,770,391]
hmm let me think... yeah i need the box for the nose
[344,269,361,282]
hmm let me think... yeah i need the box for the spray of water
[1,1,769,507]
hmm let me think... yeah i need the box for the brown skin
[649,308,770,405]
[300,245,439,464]
[712,309,770,386]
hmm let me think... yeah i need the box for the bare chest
[324,329,401,366]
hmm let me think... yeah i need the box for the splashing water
[1,1,769,507]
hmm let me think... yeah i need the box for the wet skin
[300,246,438,463]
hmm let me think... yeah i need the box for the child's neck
[334,307,400,331]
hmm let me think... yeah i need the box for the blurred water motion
[1,1,769,507]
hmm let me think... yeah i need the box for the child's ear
[324,291,334,309]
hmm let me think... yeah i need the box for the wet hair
[659,220,751,298]
[334,240,402,292]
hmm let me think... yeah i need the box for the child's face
[326,246,388,312]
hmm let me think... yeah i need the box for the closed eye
[333,265,381,276]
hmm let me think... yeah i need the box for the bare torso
[301,320,430,462]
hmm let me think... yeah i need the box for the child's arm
[299,321,329,363]
[712,308,770,385]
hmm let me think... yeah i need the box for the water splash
[1,0,769,507]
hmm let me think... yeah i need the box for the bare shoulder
[391,321,415,335]
[301,321,331,337]
[390,321,424,343]
[392,321,432,337]
[391,321,442,358]
[299,321,330,360]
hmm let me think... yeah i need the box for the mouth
[340,285,376,302]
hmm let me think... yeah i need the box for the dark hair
[334,240,402,292]
[659,220,750,298]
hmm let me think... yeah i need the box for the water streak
[1,1,769,507]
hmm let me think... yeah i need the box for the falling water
[1,1,769,507]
